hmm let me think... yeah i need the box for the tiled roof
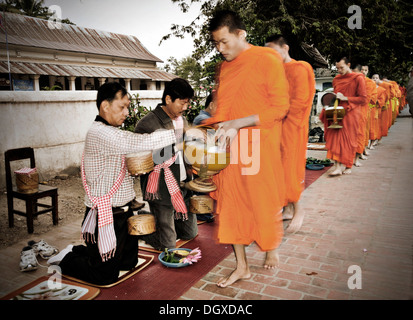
[300,43,328,68]
[140,70,177,82]
[0,12,162,63]
[0,61,176,81]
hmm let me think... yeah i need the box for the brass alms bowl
[183,126,230,192]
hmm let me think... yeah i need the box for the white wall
[315,77,333,92]
[0,90,162,189]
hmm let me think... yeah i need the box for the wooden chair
[4,147,58,234]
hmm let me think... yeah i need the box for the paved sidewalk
[1,110,412,300]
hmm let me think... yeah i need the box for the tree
[162,55,215,123]
[164,0,413,85]
[164,56,202,86]
[162,55,208,95]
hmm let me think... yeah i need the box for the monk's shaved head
[336,57,352,75]
[372,74,381,84]
[208,10,246,34]
[265,34,291,63]
[265,34,288,46]
[352,64,362,73]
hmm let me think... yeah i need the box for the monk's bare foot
[342,168,352,174]
[287,219,303,233]
[354,156,362,167]
[360,153,368,160]
[286,204,304,233]
[217,268,251,288]
[264,250,279,269]
[363,150,370,156]
[282,204,293,220]
[329,167,342,176]
[329,161,344,176]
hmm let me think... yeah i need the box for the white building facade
[0,12,175,91]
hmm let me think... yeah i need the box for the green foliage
[0,0,75,24]
[166,0,413,85]
[306,157,332,166]
[121,93,150,132]
[162,249,180,263]
[164,56,203,88]
[161,55,218,124]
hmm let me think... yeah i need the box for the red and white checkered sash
[80,153,126,261]
[145,153,188,220]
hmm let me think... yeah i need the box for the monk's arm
[287,65,313,127]
[218,115,260,132]
[258,53,290,127]
[369,83,378,105]
[337,76,367,110]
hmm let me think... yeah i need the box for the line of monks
[197,9,409,289]
[369,71,408,147]
[320,61,408,177]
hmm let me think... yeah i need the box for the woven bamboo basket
[15,172,39,194]
[125,152,154,176]
[189,195,214,214]
[127,214,156,235]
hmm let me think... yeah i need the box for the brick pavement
[1,110,412,300]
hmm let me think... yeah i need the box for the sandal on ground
[28,240,59,259]
[20,246,38,272]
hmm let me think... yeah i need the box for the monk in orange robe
[375,85,386,141]
[360,65,377,153]
[265,35,315,233]
[352,65,372,166]
[369,83,385,146]
[383,78,397,129]
[204,10,290,288]
[399,86,406,111]
[319,57,367,175]
[386,79,401,125]
[372,74,391,138]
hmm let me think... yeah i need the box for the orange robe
[356,75,373,154]
[205,46,290,251]
[366,77,378,144]
[378,82,392,136]
[390,81,402,123]
[372,85,386,140]
[389,81,401,124]
[282,59,315,204]
[319,72,367,168]
[399,86,406,111]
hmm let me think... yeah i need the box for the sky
[42,0,205,65]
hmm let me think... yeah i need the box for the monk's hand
[214,121,239,151]
[214,115,260,150]
[336,92,348,101]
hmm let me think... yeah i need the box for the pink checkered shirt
[83,120,176,208]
